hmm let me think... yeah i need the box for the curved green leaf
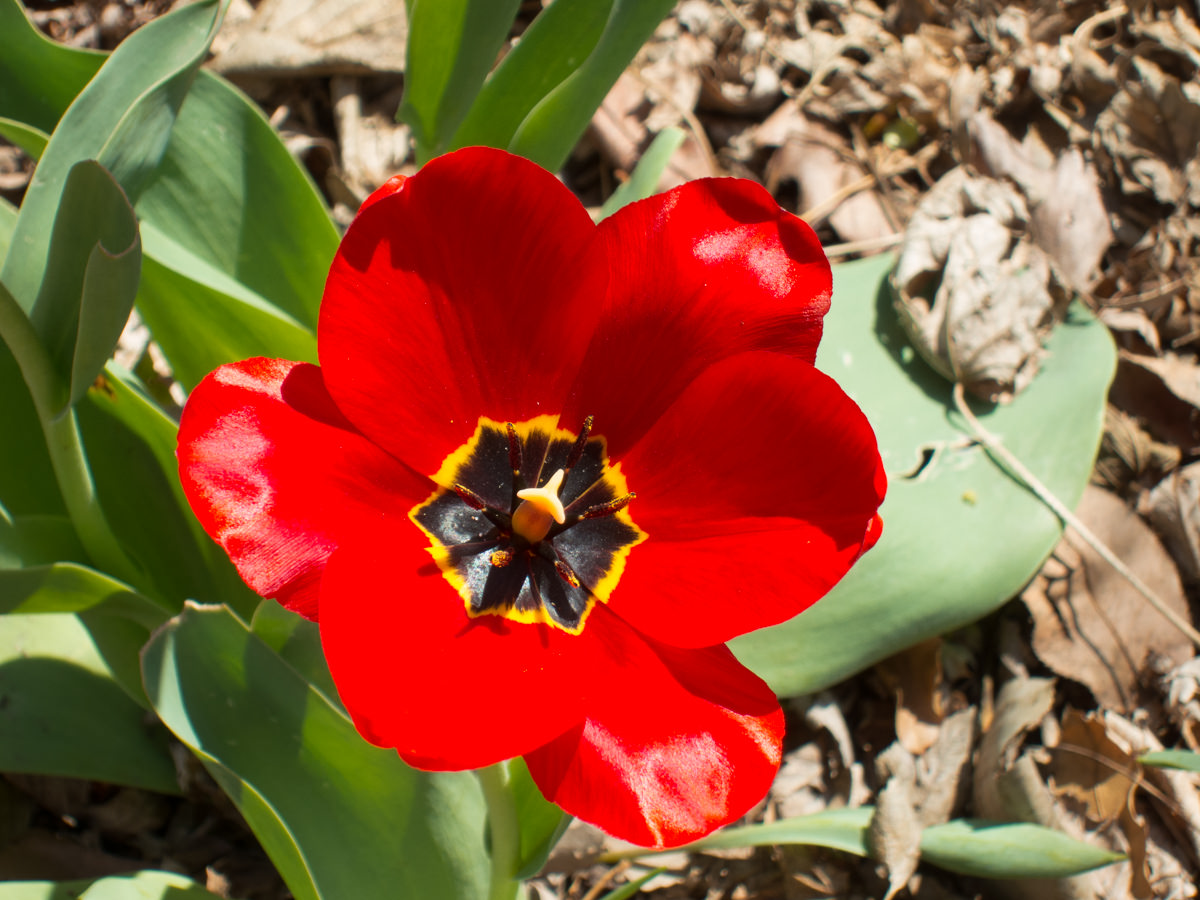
[1,0,224,306]
[733,253,1115,695]
[0,871,231,900]
[1139,749,1200,772]
[920,820,1124,878]
[399,0,521,161]
[501,0,677,170]
[30,161,140,412]
[142,603,489,900]
[77,364,259,614]
[135,226,318,390]
[0,613,177,793]
[597,127,686,220]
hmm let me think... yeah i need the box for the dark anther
[453,483,511,530]
[553,558,581,588]
[564,415,593,470]
[490,548,513,568]
[505,423,523,478]
[453,484,487,510]
[577,491,637,521]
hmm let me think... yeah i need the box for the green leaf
[919,820,1124,878]
[0,613,177,793]
[1,0,224,308]
[684,807,873,857]
[1139,749,1200,772]
[599,868,668,900]
[31,161,140,412]
[732,253,1115,695]
[399,0,522,162]
[249,600,339,708]
[0,871,233,900]
[76,363,257,615]
[0,116,49,161]
[0,0,102,136]
[0,339,63,517]
[597,127,686,220]
[142,603,489,900]
[453,0,676,170]
[641,809,1120,879]
[134,72,338,331]
[135,226,318,391]
[510,757,572,879]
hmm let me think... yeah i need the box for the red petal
[360,174,407,211]
[525,607,783,848]
[177,358,428,619]
[319,523,617,770]
[319,147,606,479]
[564,177,831,458]
[609,351,886,648]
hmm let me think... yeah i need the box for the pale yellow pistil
[511,468,566,544]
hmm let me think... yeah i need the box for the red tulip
[178,147,885,848]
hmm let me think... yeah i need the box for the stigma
[511,468,566,543]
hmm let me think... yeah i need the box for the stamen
[553,558,581,588]
[490,549,513,568]
[511,468,566,543]
[577,491,637,520]
[505,422,523,482]
[564,415,593,470]
[452,484,488,510]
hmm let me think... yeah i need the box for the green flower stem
[0,279,144,589]
[476,762,524,900]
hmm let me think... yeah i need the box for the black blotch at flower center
[410,416,645,634]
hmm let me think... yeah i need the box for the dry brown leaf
[1022,486,1193,712]
[874,638,945,756]
[869,743,922,900]
[1112,351,1200,451]
[892,166,1067,401]
[970,112,1112,293]
[1050,710,1137,825]
[759,103,894,244]
[210,0,408,76]
[1096,57,1200,208]
[1140,460,1200,585]
[973,674,1056,821]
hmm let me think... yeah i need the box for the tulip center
[410,415,646,634]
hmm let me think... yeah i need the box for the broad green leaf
[0,509,83,567]
[1,0,223,307]
[919,820,1124,878]
[0,116,49,160]
[76,363,256,616]
[685,806,873,857]
[0,613,177,793]
[459,0,677,171]
[510,757,572,879]
[0,5,337,333]
[0,337,63,517]
[0,871,231,900]
[645,809,1120,879]
[134,72,338,330]
[135,226,318,390]
[31,161,140,412]
[0,1,102,136]
[0,560,164,627]
[732,253,1115,695]
[399,0,522,162]
[250,600,338,708]
[142,603,489,900]
[1140,749,1200,772]
[597,127,686,221]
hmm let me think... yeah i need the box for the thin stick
[952,383,1200,650]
